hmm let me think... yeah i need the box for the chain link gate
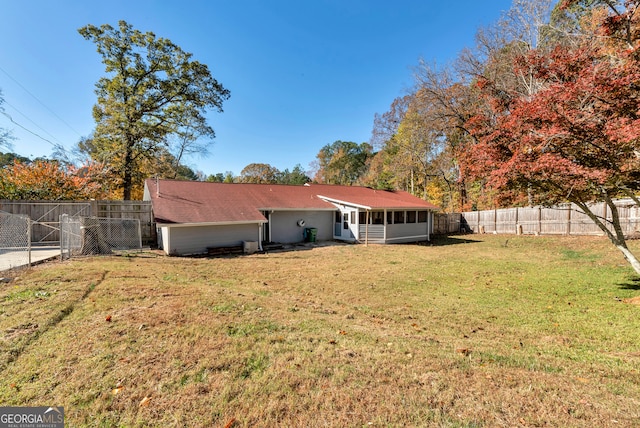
[0,211,31,269]
[60,215,142,260]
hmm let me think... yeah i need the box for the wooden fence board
[461,199,640,237]
[0,200,155,245]
[433,213,461,235]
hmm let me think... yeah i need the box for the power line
[0,109,60,149]
[0,65,83,137]
[2,99,65,146]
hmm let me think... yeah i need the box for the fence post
[515,207,519,234]
[60,214,66,261]
[538,207,542,235]
[494,209,498,233]
[27,218,31,268]
[567,204,572,236]
[89,200,98,217]
[603,202,609,237]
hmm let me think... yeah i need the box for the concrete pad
[0,246,60,271]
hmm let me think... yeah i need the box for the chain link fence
[0,211,31,269]
[60,215,142,260]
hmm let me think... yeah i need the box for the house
[143,179,439,255]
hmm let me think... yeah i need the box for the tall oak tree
[79,21,230,199]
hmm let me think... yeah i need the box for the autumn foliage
[458,0,640,273]
[463,41,640,206]
[0,160,111,200]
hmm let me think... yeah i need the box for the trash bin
[308,227,317,243]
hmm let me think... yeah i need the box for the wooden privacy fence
[461,199,640,236]
[0,200,155,245]
[433,213,462,235]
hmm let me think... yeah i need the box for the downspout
[258,223,263,251]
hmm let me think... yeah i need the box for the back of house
[143,179,439,255]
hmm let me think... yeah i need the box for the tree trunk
[122,140,133,200]
[615,244,640,275]
[80,217,112,255]
[573,198,640,276]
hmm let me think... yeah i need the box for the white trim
[318,195,437,211]
[317,195,372,210]
[385,234,429,242]
[257,207,336,212]
[157,220,266,228]
[383,208,387,241]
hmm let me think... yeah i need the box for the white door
[334,208,357,241]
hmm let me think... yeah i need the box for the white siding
[270,211,334,243]
[385,222,430,243]
[159,226,169,251]
[163,223,260,255]
[358,225,385,243]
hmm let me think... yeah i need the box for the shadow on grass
[425,235,483,247]
[617,277,640,290]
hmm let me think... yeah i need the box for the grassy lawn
[0,235,639,427]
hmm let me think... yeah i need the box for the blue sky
[0,0,513,177]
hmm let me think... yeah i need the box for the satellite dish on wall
[297,219,306,227]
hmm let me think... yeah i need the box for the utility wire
[2,99,65,146]
[0,109,59,148]
[0,65,83,137]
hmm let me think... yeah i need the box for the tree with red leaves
[0,160,111,200]
[463,0,640,273]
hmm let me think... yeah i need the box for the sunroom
[328,200,434,244]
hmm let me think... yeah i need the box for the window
[359,211,367,224]
[343,212,349,229]
[387,211,393,224]
[393,211,405,224]
[350,211,356,224]
[418,211,428,223]
[407,210,416,223]
[371,211,384,225]
[335,211,342,223]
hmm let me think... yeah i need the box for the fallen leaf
[328,339,337,345]
[456,348,472,356]
[224,417,237,428]
[338,330,347,335]
[112,386,123,395]
[105,315,112,322]
[139,396,151,407]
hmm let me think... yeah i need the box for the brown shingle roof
[144,179,439,225]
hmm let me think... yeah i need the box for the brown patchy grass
[0,235,639,427]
